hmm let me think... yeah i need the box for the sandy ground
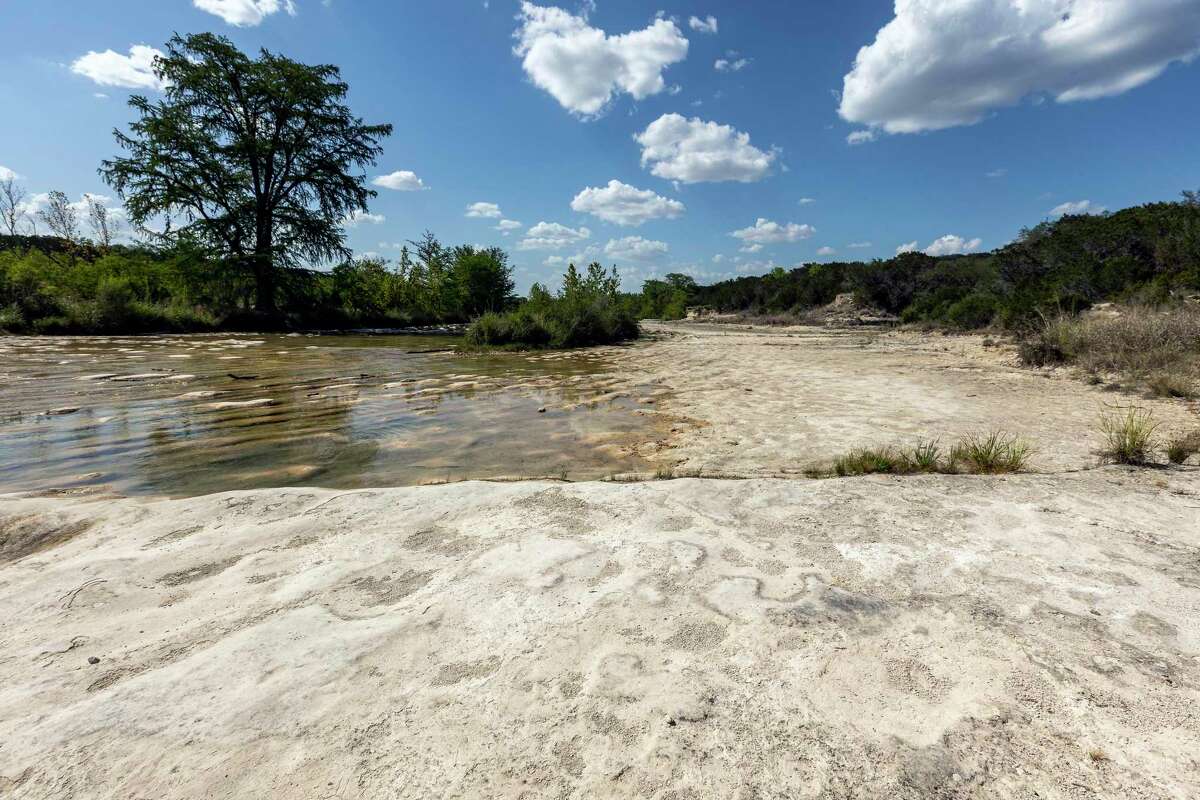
[610,322,1199,474]
[2,323,1200,799]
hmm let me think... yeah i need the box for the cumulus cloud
[343,210,385,227]
[839,0,1200,135]
[896,241,919,255]
[848,241,873,249]
[194,0,296,26]
[372,171,427,191]
[466,202,502,218]
[0,166,19,181]
[798,197,816,205]
[816,246,836,256]
[635,114,776,184]
[923,234,983,257]
[570,179,685,226]
[714,57,749,72]
[689,15,718,34]
[518,221,591,250]
[494,219,523,235]
[731,218,815,245]
[604,236,669,261]
[513,2,688,118]
[739,243,763,254]
[71,45,167,90]
[1049,199,1107,217]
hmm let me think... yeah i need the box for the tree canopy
[100,33,392,312]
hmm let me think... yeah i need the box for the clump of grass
[949,431,1034,474]
[811,433,1031,478]
[1099,407,1159,465]
[1166,431,1200,465]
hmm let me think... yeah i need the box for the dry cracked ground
[2,322,1199,799]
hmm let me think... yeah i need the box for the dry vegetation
[1020,305,1200,397]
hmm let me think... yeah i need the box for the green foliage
[948,431,1034,474]
[99,33,392,312]
[465,262,638,349]
[679,197,1199,329]
[0,230,515,334]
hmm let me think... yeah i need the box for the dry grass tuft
[1166,431,1200,465]
[1099,407,1159,465]
[810,433,1033,478]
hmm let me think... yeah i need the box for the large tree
[101,33,392,312]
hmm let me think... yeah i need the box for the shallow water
[0,333,661,496]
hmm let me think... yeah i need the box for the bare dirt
[1,322,1198,799]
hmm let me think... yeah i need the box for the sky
[1,0,1198,292]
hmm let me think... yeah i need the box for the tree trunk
[253,214,276,313]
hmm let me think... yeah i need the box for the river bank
[2,321,1199,798]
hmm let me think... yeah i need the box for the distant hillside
[685,196,1200,328]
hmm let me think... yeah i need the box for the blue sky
[1,0,1198,291]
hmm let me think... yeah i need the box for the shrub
[1166,431,1200,465]
[1099,407,1159,465]
[465,262,638,349]
[943,293,998,330]
[0,304,25,332]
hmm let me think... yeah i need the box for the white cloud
[635,113,776,184]
[466,201,502,218]
[986,168,1008,179]
[688,15,718,34]
[193,0,296,26]
[839,0,1200,135]
[71,45,167,91]
[1049,200,1107,218]
[739,243,763,254]
[604,236,669,262]
[848,241,872,249]
[798,197,816,205]
[0,166,19,181]
[544,255,566,267]
[570,179,685,227]
[714,57,749,72]
[731,217,815,245]
[712,254,725,263]
[494,219,523,235]
[895,241,918,255]
[372,171,427,191]
[343,210,385,227]
[518,221,591,250]
[923,234,983,257]
[513,2,688,118]
[816,246,836,256]
[846,129,876,146]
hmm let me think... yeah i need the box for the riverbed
[0,333,665,496]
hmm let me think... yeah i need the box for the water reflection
[0,333,660,496]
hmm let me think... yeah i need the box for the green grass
[808,432,1033,478]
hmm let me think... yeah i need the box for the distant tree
[0,177,30,237]
[38,191,81,245]
[1183,189,1200,207]
[100,33,392,313]
[452,246,515,317]
[663,272,697,293]
[86,196,119,249]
